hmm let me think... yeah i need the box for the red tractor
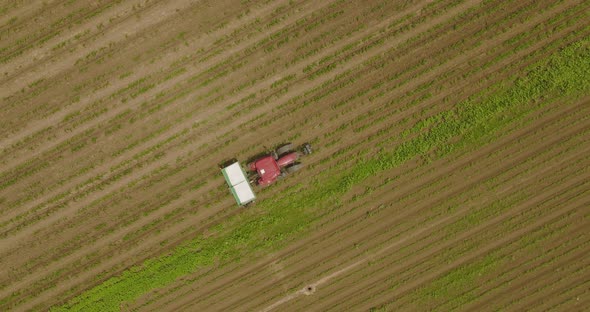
[248,143,312,187]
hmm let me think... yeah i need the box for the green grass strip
[51,37,590,311]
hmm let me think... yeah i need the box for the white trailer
[221,161,256,206]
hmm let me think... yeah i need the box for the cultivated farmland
[0,0,589,311]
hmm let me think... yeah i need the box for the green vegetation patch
[53,38,590,311]
[416,254,501,301]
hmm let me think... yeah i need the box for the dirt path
[324,172,589,311]
[0,0,335,226]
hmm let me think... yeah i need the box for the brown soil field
[0,0,588,311]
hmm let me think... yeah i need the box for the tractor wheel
[276,143,294,157]
[302,143,312,155]
[286,163,302,174]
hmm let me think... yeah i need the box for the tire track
[309,141,590,310]
[2,0,516,280]
[0,0,320,218]
[0,0,364,202]
[3,0,444,292]
[0,0,472,229]
[0,0,298,136]
[183,97,588,310]
[1,0,588,308]
[200,130,590,310]
[9,0,580,219]
[0,0,418,194]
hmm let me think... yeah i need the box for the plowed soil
[1,0,588,311]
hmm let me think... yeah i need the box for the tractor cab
[250,155,281,186]
[248,143,312,187]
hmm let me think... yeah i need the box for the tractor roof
[255,155,281,185]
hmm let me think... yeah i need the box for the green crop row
[291,0,576,159]
[135,92,560,308]
[30,0,472,241]
[541,274,590,311]
[0,0,298,151]
[0,0,352,304]
[398,178,590,308]
[3,0,352,184]
[441,234,587,311]
[393,210,583,311]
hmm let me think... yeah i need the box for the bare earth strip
[2,0,458,304]
[262,170,589,311]
[138,99,588,311]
